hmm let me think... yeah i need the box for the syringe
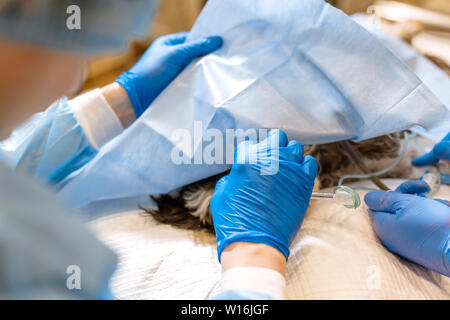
[311,185,361,209]
[421,170,441,197]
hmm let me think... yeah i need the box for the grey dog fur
[144,133,418,233]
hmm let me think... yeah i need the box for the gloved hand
[412,132,450,166]
[211,129,318,261]
[395,179,430,196]
[115,32,222,117]
[395,179,450,206]
[365,190,450,276]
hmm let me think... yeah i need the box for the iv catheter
[313,170,441,210]
[311,185,361,209]
[309,132,446,210]
[310,170,440,209]
[421,170,441,197]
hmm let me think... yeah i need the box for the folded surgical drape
[58,0,450,208]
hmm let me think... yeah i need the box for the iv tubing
[338,131,409,187]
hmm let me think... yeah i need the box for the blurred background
[82,0,450,91]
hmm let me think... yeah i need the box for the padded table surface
[90,179,450,299]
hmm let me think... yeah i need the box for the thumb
[211,175,229,214]
[175,36,223,66]
[300,155,319,179]
[433,141,450,161]
[214,175,229,195]
[395,180,430,195]
[413,132,450,166]
[412,150,439,166]
[264,129,289,148]
[281,140,304,163]
[364,191,414,212]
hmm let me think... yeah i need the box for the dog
[143,132,420,233]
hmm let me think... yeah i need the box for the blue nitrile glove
[395,179,430,196]
[115,32,223,117]
[395,179,450,206]
[365,190,450,276]
[210,129,318,261]
[412,132,450,166]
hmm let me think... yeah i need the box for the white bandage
[69,89,123,150]
[221,267,286,300]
